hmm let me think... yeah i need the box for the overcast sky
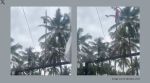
[11,7,70,52]
[77,7,115,42]
[11,7,116,52]
[11,7,116,53]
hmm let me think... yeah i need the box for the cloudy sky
[11,7,70,52]
[11,7,116,52]
[77,7,115,42]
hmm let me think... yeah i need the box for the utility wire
[96,7,106,39]
[22,8,36,50]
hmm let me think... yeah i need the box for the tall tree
[20,47,39,75]
[10,38,23,75]
[108,7,140,75]
[77,28,94,75]
[39,8,71,75]
[90,38,109,75]
[77,28,92,63]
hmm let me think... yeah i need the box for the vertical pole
[44,10,47,76]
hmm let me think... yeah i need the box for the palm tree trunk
[115,60,117,72]
[53,67,55,75]
[59,48,62,75]
[136,68,139,75]
[123,62,125,74]
[96,63,99,75]
[85,62,89,75]
[108,60,111,74]
[60,65,62,75]
[28,54,31,75]
[128,36,134,75]
[53,56,57,75]
[39,68,41,75]
[101,62,103,68]
[130,57,133,74]
[44,68,46,75]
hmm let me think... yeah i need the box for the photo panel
[77,6,140,75]
[10,6,72,75]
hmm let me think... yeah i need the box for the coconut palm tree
[20,47,38,75]
[126,57,140,75]
[10,38,23,75]
[120,7,140,75]
[77,28,93,75]
[118,57,130,74]
[81,44,96,75]
[39,8,71,75]
[108,7,140,75]
[109,28,138,74]
[133,57,140,75]
[89,38,109,75]
[77,28,92,64]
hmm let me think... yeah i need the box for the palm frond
[38,32,52,41]
[108,22,121,32]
